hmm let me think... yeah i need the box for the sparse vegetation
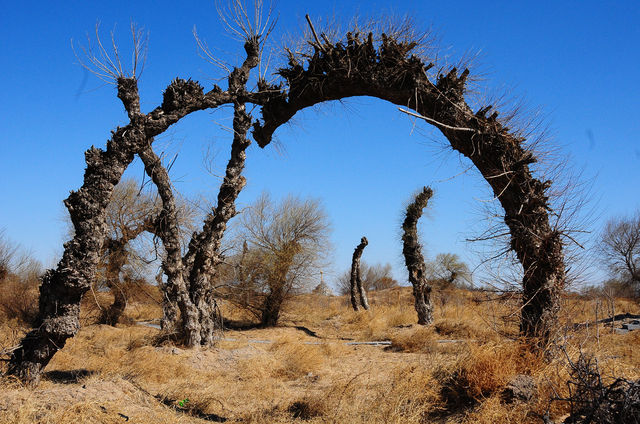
[2,286,639,423]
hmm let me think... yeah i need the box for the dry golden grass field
[1,286,639,423]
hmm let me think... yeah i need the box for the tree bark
[402,187,434,325]
[261,286,284,327]
[139,145,200,343]
[350,237,369,311]
[253,32,566,343]
[99,218,154,326]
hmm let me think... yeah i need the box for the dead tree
[402,187,434,325]
[253,22,566,344]
[99,219,153,325]
[350,237,370,311]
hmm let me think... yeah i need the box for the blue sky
[1,0,639,289]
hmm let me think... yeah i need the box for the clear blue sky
[1,0,638,289]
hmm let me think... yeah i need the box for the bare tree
[0,231,42,325]
[429,253,472,289]
[367,264,399,291]
[224,193,331,326]
[600,210,640,293]
[402,187,434,325]
[349,237,370,311]
[337,262,398,295]
[0,230,19,282]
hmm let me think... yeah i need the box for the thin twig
[305,14,326,52]
[398,108,476,132]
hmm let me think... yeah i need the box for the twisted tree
[7,12,271,382]
[402,187,434,325]
[138,46,258,344]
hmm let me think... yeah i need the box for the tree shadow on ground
[43,369,95,384]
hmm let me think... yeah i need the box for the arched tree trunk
[350,237,369,311]
[253,30,566,343]
[9,71,235,383]
[402,187,434,325]
[9,19,568,385]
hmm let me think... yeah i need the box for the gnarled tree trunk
[139,40,260,347]
[402,187,434,325]
[261,285,285,327]
[350,237,369,311]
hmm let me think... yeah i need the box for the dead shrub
[434,319,478,339]
[314,364,441,423]
[0,277,39,325]
[287,399,324,420]
[269,338,325,379]
[557,351,640,424]
[390,326,438,353]
[438,342,539,406]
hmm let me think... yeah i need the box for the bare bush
[223,193,331,326]
[336,262,399,295]
[556,352,640,424]
[0,233,42,325]
[428,253,472,289]
[600,210,640,296]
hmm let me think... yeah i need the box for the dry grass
[1,286,639,423]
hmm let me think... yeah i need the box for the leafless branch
[72,21,148,84]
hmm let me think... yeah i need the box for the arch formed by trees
[7,20,566,384]
[252,29,566,343]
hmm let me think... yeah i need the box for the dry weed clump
[297,363,441,423]
[269,336,326,380]
[460,394,533,423]
[438,341,543,405]
[0,277,39,325]
[558,351,640,424]
[434,318,481,339]
[390,326,438,353]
